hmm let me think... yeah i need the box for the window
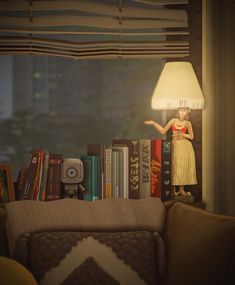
[0,55,164,178]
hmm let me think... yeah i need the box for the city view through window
[0,55,164,178]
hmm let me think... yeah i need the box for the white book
[112,146,129,199]
[139,139,151,198]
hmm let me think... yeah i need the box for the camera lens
[66,167,77,178]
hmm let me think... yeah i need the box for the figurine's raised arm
[144,119,175,135]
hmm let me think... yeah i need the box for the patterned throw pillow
[25,231,161,285]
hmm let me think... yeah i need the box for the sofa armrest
[162,202,235,285]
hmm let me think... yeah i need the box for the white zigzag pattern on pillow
[40,236,147,285]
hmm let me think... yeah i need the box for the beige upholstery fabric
[162,202,235,285]
[5,198,165,256]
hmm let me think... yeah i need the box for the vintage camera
[61,158,84,184]
[61,158,85,198]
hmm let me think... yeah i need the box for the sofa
[0,198,235,285]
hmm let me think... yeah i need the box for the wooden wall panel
[166,0,202,203]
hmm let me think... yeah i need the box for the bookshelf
[6,137,202,206]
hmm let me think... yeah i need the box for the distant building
[0,56,13,119]
[47,57,89,116]
[13,56,49,113]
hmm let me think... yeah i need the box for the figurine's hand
[172,133,183,138]
[172,133,189,139]
[144,120,155,125]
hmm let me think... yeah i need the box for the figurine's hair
[175,108,190,120]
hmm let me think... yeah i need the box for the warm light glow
[151,61,205,110]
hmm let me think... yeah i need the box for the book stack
[86,139,171,201]
[17,150,62,201]
[87,144,129,199]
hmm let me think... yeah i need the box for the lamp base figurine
[145,108,197,204]
[171,186,195,203]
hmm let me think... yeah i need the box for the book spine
[104,148,112,199]
[6,164,15,202]
[93,156,99,200]
[139,139,151,198]
[151,139,162,197]
[23,151,39,199]
[112,139,140,199]
[81,155,99,201]
[39,152,49,201]
[15,166,29,200]
[117,148,124,198]
[45,154,62,201]
[87,144,105,199]
[111,146,129,199]
[111,150,119,198]
[90,156,99,201]
[122,147,129,199]
[161,140,172,201]
[80,157,89,200]
[32,150,45,200]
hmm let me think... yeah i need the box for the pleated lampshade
[151,61,205,110]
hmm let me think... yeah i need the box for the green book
[80,155,100,201]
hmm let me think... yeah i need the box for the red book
[23,150,40,199]
[39,152,49,201]
[150,139,162,197]
[15,166,29,200]
[32,150,45,200]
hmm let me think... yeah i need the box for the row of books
[87,139,172,201]
[15,139,172,201]
[16,150,62,201]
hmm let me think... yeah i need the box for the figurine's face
[179,108,188,119]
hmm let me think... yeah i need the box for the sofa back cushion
[5,198,166,256]
[5,198,166,285]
